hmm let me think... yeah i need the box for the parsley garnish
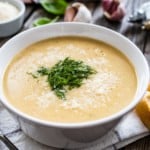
[31,57,97,100]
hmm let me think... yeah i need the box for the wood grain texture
[122,135,150,150]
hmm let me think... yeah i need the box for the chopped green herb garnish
[30,57,97,100]
[27,72,38,78]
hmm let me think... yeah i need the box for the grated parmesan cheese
[61,98,94,110]
[60,71,119,110]
[37,91,56,108]
[0,2,19,22]
[85,72,119,94]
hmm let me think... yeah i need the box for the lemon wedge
[136,86,150,129]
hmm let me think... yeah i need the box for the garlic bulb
[64,2,92,23]
[102,0,125,21]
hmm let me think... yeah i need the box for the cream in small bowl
[0,0,25,37]
[0,23,149,149]
[0,1,19,22]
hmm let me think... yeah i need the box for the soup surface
[3,37,137,123]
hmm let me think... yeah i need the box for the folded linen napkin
[0,102,149,150]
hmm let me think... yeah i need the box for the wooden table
[0,0,150,149]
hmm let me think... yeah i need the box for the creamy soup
[3,37,137,123]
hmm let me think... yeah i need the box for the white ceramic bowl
[0,23,149,149]
[0,0,25,37]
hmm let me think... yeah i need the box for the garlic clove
[102,0,120,14]
[107,5,125,21]
[64,2,92,23]
[64,6,77,22]
[111,5,125,21]
[102,0,125,21]
[73,3,92,23]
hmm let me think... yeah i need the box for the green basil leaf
[33,17,51,27]
[40,0,68,15]
[33,16,59,27]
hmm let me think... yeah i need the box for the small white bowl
[0,23,149,149]
[0,0,25,37]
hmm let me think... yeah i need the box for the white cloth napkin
[0,103,149,150]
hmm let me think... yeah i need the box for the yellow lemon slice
[136,90,150,129]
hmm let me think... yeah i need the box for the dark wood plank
[129,0,149,52]
[123,135,150,150]
[24,7,48,29]
[84,1,99,15]
[24,4,36,22]
[144,31,150,65]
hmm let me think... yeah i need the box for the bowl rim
[0,0,25,24]
[0,22,149,129]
